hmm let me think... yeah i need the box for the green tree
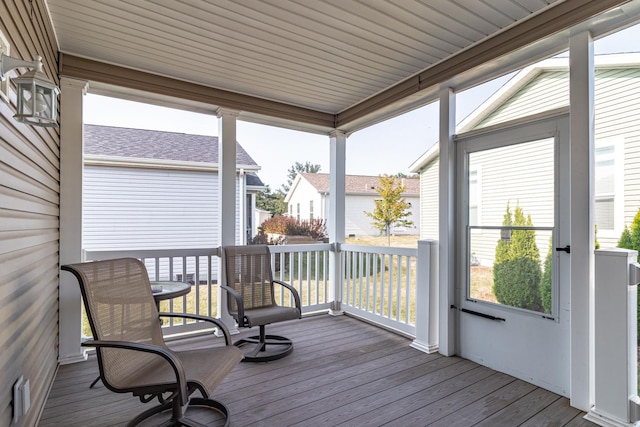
[256,185,286,217]
[495,202,513,262]
[540,238,553,314]
[492,202,542,311]
[282,161,321,193]
[364,174,414,245]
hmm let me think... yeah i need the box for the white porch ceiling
[45,0,637,132]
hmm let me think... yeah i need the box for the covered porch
[2,1,640,426]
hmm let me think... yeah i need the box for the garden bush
[261,215,327,239]
[493,257,542,311]
[492,202,543,311]
[540,238,553,314]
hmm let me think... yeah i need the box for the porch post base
[328,309,344,316]
[58,350,88,365]
[584,409,640,427]
[410,340,439,354]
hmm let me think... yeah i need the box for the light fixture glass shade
[12,69,59,127]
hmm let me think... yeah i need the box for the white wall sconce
[0,52,60,127]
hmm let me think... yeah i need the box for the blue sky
[84,23,639,190]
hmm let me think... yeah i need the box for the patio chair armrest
[220,285,246,326]
[273,280,302,313]
[158,312,234,345]
[81,339,189,405]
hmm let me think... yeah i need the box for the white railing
[83,244,333,335]
[84,248,220,336]
[269,243,332,313]
[341,244,418,336]
[83,243,424,338]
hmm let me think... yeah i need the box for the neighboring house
[83,125,265,255]
[410,53,640,265]
[284,173,420,236]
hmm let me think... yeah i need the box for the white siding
[347,194,420,237]
[419,158,439,239]
[286,179,323,221]
[84,166,220,250]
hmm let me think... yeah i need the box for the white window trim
[595,136,624,239]
[470,165,482,232]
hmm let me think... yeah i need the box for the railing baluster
[308,250,311,303]
[396,255,401,321]
[405,255,411,324]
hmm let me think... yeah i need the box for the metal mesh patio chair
[61,258,243,427]
[222,245,302,362]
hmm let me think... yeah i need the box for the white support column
[411,239,439,353]
[438,87,456,356]
[569,31,595,412]
[328,130,346,315]
[58,77,89,365]
[217,108,239,332]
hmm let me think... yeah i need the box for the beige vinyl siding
[594,68,640,247]
[478,71,569,129]
[468,139,554,266]
[419,158,439,239]
[472,66,640,250]
[0,1,60,426]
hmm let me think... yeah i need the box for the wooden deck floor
[39,314,595,426]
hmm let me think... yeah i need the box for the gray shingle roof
[300,173,419,195]
[84,124,257,165]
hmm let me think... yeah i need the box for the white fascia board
[84,154,260,173]
[409,142,440,173]
[283,174,304,203]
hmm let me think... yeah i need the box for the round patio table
[150,281,191,310]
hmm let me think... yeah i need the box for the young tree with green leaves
[281,161,321,193]
[364,174,414,245]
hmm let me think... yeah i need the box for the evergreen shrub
[492,202,543,311]
[493,258,542,311]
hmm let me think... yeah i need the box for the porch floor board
[39,314,593,426]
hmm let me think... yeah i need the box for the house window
[289,204,293,215]
[296,203,300,221]
[594,137,624,237]
[309,200,314,220]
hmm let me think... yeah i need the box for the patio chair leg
[126,397,230,427]
[235,325,294,362]
[89,375,101,388]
